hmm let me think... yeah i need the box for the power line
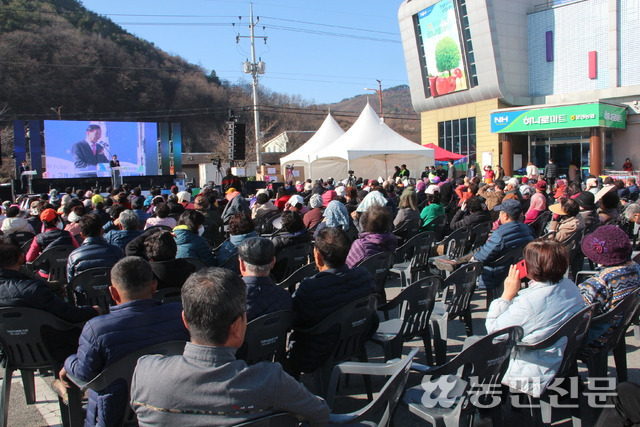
[259,16,399,36]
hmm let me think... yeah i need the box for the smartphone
[515,259,528,280]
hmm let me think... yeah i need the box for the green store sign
[491,103,627,133]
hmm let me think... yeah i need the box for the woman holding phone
[486,238,586,397]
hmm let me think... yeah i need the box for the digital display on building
[416,0,468,97]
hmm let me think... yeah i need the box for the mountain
[0,0,420,181]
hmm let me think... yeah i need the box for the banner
[491,103,627,133]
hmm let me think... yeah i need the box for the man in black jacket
[544,158,558,189]
[288,227,376,374]
[0,236,99,360]
[67,214,124,283]
[238,237,292,322]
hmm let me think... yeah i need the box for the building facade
[398,0,640,177]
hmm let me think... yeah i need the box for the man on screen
[72,124,109,169]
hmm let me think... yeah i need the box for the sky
[81,0,409,105]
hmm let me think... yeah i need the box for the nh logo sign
[493,116,509,124]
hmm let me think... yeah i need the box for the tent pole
[308,155,312,181]
[384,155,388,179]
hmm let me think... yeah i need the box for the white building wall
[528,0,609,97]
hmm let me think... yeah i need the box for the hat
[225,187,236,194]
[322,190,337,207]
[535,180,547,190]
[549,202,567,216]
[68,211,81,223]
[594,184,616,203]
[335,186,346,197]
[177,191,191,203]
[40,208,58,222]
[91,194,104,205]
[521,177,529,184]
[426,184,440,195]
[288,194,304,206]
[574,192,596,210]
[431,176,441,184]
[493,199,522,217]
[237,237,275,266]
[507,177,519,187]
[586,178,598,188]
[581,225,632,266]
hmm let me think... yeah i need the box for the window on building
[438,117,476,163]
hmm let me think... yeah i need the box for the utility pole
[239,4,266,167]
[364,80,383,120]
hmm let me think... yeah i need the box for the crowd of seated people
[0,167,638,425]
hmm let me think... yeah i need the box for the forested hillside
[0,0,419,180]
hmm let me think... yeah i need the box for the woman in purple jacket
[346,205,397,267]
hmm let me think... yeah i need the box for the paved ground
[3,273,639,426]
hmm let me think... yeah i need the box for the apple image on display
[435,77,450,95]
[428,76,439,97]
[448,76,457,92]
[454,68,462,78]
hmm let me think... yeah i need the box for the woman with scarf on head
[314,200,357,242]
[524,188,547,225]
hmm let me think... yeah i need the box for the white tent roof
[279,113,344,180]
[311,103,434,180]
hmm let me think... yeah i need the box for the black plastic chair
[276,262,318,294]
[240,310,294,365]
[327,348,419,426]
[404,326,523,427]
[579,288,640,382]
[467,221,491,252]
[273,243,313,283]
[370,276,441,365]
[390,233,435,289]
[430,262,483,365]
[357,251,395,305]
[295,295,377,399]
[574,270,597,285]
[66,341,187,427]
[394,231,433,264]
[20,237,34,254]
[485,245,524,306]
[529,210,552,237]
[0,307,83,427]
[67,267,113,310]
[152,287,182,304]
[392,216,421,246]
[513,304,595,426]
[182,257,210,271]
[26,245,76,284]
[426,215,447,241]
[431,227,471,270]
[256,211,282,236]
[11,231,35,248]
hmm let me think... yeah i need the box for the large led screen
[43,121,158,178]
[416,0,468,97]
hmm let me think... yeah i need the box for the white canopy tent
[279,113,345,181]
[311,103,435,180]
